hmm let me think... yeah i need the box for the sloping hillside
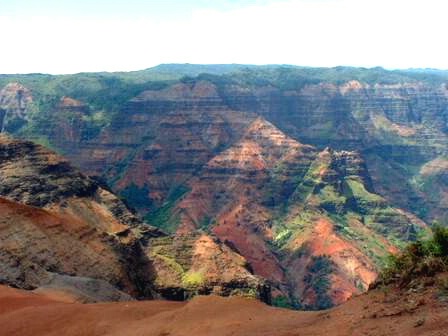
[1,271,447,336]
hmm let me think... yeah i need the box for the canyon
[1,64,448,308]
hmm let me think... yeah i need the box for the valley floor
[1,279,448,336]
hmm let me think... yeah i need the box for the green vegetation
[182,271,205,287]
[413,167,448,221]
[380,225,448,287]
[316,185,346,213]
[155,254,185,275]
[120,183,151,211]
[370,114,417,146]
[145,185,190,232]
[331,212,392,267]
[166,185,190,204]
[274,228,293,248]
[262,158,314,209]
[303,255,335,310]
[229,287,259,300]
[4,64,448,94]
[290,157,330,203]
[0,70,174,146]
[145,201,180,233]
[228,65,448,89]
[273,211,315,250]
[198,216,216,231]
[149,236,209,289]
[271,295,295,309]
[149,236,198,288]
[0,72,172,113]
[345,178,384,207]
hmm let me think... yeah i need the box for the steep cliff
[0,134,158,298]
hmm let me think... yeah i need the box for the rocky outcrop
[0,196,141,293]
[169,118,316,285]
[0,134,97,207]
[33,274,134,303]
[0,83,33,133]
[110,82,257,207]
[147,232,270,303]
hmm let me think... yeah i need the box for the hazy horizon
[1,62,448,77]
[1,0,447,74]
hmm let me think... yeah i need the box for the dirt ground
[1,279,448,336]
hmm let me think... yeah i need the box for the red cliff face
[55,81,258,211]
[173,118,316,286]
[0,134,158,298]
[0,196,136,293]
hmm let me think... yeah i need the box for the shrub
[303,255,335,310]
[432,225,448,256]
[182,271,204,287]
[272,296,294,309]
[379,225,448,287]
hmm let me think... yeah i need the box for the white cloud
[0,0,447,74]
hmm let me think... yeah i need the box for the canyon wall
[1,66,447,308]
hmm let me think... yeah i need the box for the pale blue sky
[0,0,447,74]
[1,0,255,18]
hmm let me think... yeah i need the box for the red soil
[2,278,448,336]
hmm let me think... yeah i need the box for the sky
[0,0,447,74]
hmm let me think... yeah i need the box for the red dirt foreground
[2,278,448,336]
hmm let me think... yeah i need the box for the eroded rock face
[147,232,270,303]
[0,135,158,298]
[0,134,270,303]
[0,134,97,207]
[0,196,142,293]
[6,78,447,224]
[32,274,135,303]
[31,82,258,213]
[0,83,33,133]
[172,118,316,284]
